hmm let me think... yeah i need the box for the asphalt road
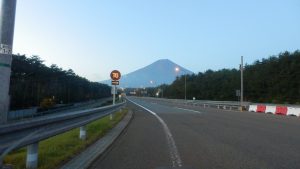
[89,97,300,169]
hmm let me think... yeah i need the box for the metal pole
[240,56,244,111]
[113,85,116,105]
[0,0,17,124]
[110,85,116,120]
[184,74,186,100]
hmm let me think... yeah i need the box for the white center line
[128,99,183,168]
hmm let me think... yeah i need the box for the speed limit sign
[110,70,121,81]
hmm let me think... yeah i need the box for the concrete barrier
[248,105,257,112]
[248,104,300,117]
[257,105,266,113]
[275,106,288,115]
[287,107,300,116]
[265,105,276,114]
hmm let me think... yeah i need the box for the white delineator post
[79,126,86,140]
[26,143,39,169]
[0,0,17,124]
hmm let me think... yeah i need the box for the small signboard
[0,44,12,55]
[111,80,119,85]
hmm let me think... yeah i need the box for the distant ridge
[101,59,193,88]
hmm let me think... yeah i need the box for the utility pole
[240,56,244,111]
[0,0,17,124]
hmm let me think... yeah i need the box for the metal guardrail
[140,97,300,112]
[0,101,125,156]
[141,97,250,110]
[7,97,113,121]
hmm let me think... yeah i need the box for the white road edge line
[176,107,202,114]
[127,98,183,168]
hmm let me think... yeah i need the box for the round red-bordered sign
[110,70,121,81]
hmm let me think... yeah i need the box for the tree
[153,50,300,104]
[9,54,111,110]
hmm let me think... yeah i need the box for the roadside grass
[4,108,128,169]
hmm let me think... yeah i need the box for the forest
[9,50,300,110]
[9,54,111,110]
[147,50,300,104]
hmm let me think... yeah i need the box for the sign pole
[109,70,121,120]
[113,85,116,105]
[0,0,17,124]
[110,85,116,120]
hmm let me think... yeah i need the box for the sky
[13,0,300,81]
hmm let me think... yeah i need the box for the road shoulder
[60,110,133,169]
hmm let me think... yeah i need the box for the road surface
[89,97,300,169]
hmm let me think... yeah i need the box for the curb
[60,110,133,169]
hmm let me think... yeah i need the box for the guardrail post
[26,142,39,169]
[79,126,86,140]
[110,113,113,120]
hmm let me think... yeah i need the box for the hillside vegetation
[155,50,300,104]
[10,54,111,110]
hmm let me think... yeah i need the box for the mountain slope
[102,59,193,88]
